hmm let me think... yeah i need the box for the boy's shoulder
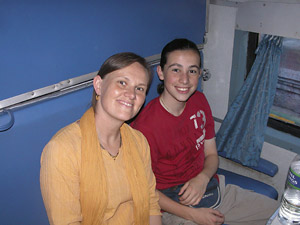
[138,97,160,116]
[189,91,210,105]
[191,90,206,100]
[131,97,160,127]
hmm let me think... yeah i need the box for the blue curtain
[216,35,283,167]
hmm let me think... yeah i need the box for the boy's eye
[189,69,198,74]
[172,68,180,73]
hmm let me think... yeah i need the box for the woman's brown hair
[92,52,152,111]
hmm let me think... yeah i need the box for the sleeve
[201,93,215,140]
[138,132,161,216]
[131,120,159,174]
[40,137,82,225]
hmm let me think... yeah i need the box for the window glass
[268,38,300,137]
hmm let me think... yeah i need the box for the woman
[131,39,278,225]
[40,52,162,225]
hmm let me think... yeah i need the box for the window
[267,38,300,138]
[244,34,300,138]
[231,31,300,150]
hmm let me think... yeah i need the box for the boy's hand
[178,173,210,206]
[188,207,224,225]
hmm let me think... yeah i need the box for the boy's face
[157,49,201,105]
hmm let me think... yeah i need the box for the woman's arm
[40,138,82,225]
[138,133,162,220]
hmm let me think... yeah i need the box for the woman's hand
[178,173,209,206]
[150,215,162,225]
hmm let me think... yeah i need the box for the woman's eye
[136,87,145,92]
[119,81,126,86]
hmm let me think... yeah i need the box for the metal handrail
[0,110,15,132]
[0,45,203,112]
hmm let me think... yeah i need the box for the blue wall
[0,1,206,224]
[0,0,206,100]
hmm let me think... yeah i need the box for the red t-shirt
[131,91,215,189]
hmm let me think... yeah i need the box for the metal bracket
[202,68,211,81]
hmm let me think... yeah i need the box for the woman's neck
[94,113,122,157]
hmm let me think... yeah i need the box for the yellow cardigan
[40,108,160,225]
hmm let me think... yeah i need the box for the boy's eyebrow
[167,63,183,69]
[189,65,200,70]
[167,63,200,70]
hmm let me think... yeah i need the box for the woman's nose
[125,87,136,100]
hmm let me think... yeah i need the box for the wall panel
[0,1,206,224]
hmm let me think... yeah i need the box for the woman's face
[94,62,149,123]
[157,49,201,105]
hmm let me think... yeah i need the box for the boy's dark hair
[157,38,201,94]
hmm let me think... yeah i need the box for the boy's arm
[178,138,219,206]
[198,137,219,182]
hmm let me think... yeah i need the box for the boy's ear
[157,66,164,81]
[93,76,103,96]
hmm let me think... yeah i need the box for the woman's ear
[93,76,102,96]
[157,66,164,81]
